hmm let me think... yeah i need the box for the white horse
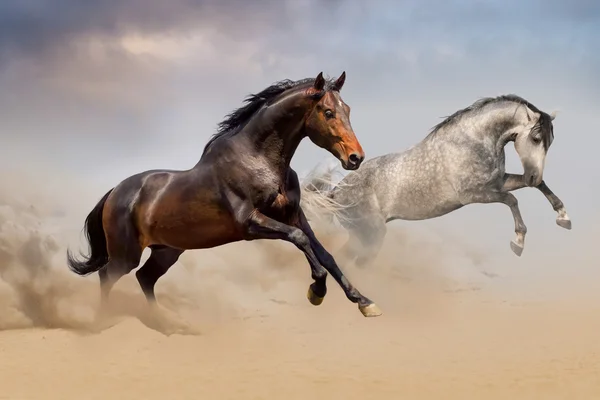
[301,95,571,267]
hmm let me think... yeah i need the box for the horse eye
[324,110,334,119]
[532,135,542,144]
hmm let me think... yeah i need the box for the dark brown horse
[67,72,383,319]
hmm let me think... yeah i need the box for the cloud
[1,0,598,102]
[1,0,599,201]
[0,0,281,58]
[2,1,596,73]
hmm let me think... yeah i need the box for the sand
[2,273,600,399]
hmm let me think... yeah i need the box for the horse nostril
[348,153,361,165]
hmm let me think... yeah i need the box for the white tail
[299,160,358,227]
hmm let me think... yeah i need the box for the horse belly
[160,219,243,250]
[143,200,243,250]
[385,179,462,221]
[389,193,462,221]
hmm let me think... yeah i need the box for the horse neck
[452,102,528,148]
[243,89,311,172]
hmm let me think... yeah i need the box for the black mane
[201,76,337,155]
[430,94,554,149]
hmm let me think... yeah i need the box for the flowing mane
[202,76,338,155]
[428,94,554,149]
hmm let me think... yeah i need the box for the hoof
[510,240,524,257]
[307,287,325,306]
[556,217,572,230]
[359,303,383,318]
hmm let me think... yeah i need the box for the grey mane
[428,94,554,150]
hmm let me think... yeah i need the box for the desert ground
[1,177,599,400]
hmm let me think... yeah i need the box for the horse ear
[333,71,346,92]
[550,110,558,121]
[314,72,325,91]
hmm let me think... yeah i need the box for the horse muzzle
[343,152,364,170]
[525,171,542,187]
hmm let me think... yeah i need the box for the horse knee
[288,228,310,249]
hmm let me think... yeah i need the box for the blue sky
[1,0,598,270]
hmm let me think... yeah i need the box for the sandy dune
[2,276,600,399]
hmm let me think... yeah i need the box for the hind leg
[340,219,387,269]
[338,195,387,268]
[354,220,387,268]
[136,246,184,303]
[93,256,141,330]
[99,212,144,308]
[134,246,197,335]
[98,256,142,309]
[339,232,361,263]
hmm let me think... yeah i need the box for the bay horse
[67,72,383,319]
[301,95,571,267]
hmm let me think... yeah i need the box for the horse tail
[67,188,114,276]
[300,162,353,226]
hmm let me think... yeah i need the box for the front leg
[246,210,381,317]
[296,208,382,316]
[502,174,572,230]
[536,181,572,230]
[465,190,527,257]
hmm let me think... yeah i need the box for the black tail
[67,189,114,276]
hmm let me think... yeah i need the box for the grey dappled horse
[302,95,571,267]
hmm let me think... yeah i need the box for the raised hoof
[556,217,572,230]
[307,287,325,306]
[359,303,383,318]
[510,241,524,257]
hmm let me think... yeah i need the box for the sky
[1,0,599,272]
